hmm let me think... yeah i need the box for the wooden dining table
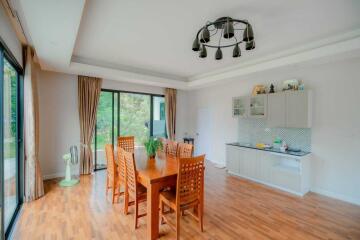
[135,150,179,240]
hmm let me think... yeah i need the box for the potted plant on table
[144,137,163,159]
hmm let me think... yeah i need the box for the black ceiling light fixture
[199,45,207,58]
[192,17,255,60]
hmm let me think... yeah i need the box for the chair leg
[112,186,116,204]
[160,201,165,224]
[124,190,129,214]
[135,199,139,229]
[176,210,181,240]
[106,176,109,195]
[198,204,203,232]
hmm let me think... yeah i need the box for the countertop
[226,142,311,157]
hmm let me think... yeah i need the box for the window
[93,90,166,170]
[0,41,24,239]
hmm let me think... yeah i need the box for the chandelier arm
[210,28,218,37]
[195,19,249,40]
[218,27,224,47]
[203,41,243,49]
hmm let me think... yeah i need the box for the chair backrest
[176,155,205,207]
[166,140,178,157]
[118,136,135,153]
[105,144,116,182]
[124,150,137,197]
[117,147,126,183]
[177,143,194,158]
[158,137,167,153]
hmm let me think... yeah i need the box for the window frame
[0,38,24,240]
[93,88,166,171]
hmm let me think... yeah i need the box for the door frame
[0,38,24,239]
[94,89,165,171]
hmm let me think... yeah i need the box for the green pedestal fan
[59,145,80,187]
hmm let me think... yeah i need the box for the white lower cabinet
[226,145,311,196]
[226,145,240,174]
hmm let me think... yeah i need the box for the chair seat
[135,183,147,202]
[160,189,177,208]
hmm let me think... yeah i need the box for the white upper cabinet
[249,95,267,119]
[233,91,312,128]
[285,91,312,128]
[232,97,248,118]
[267,93,286,127]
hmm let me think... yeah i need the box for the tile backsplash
[238,118,311,152]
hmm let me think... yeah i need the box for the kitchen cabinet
[232,97,248,118]
[286,91,312,128]
[233,91,311,127]
[249,95,267,119]
[226,144,311,196]
[267,93,286,127]
[226,145,240,174]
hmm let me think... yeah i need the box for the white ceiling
[13,0,360,89]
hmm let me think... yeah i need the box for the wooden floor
[13,162,360,240]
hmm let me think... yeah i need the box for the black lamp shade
[233,43,241,57]
[246,40,255,50]
[223,20,234,39]
[200,27,210,43]
[199,45,207,58]
[243,24,254,42]
[192,37,200,51]
[215,48,222,60]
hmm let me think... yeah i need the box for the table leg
[147,182,160,240]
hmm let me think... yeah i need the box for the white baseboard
[311,187,360,206]
[206,159,225,168]
[43,172,64,180]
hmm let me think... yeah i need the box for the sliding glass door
[93,90,165,170]
[119,92,150,145]
[0,42,23,239]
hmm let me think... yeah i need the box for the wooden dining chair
[118,136,135,154]
[123,150,147,229]
[105,144,123,203]
[177,143,194,158]
[158,137,167,153]
[159,155,205,239]
[166,140,178,157]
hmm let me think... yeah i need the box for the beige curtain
[165,88,177,140]
[78,76,102,174]
[24,46,44,201]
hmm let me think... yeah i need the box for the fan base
[59,179,79,187]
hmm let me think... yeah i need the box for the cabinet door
[267,93,286,127]
[226,146,239,174]
[286,91,311,128]
[242,148,258,178]
[258,151,274,182]
[232,97,247,118]
[249,95,267,119]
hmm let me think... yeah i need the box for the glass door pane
[3,58,18,230]
[120,93,150,146]
[152,96,166,137]
[94,91,113,170]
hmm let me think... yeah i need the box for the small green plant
[144,137,163,158]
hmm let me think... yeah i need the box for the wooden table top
[135,150,179,185]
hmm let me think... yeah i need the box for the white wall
[38,71,79,179]
[183,57,360,205]
[0,4,22,65]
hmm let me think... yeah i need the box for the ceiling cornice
[188,28,360,88]
[15,0,360,90]
[67,28,360,90]
[67,61,189,90]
